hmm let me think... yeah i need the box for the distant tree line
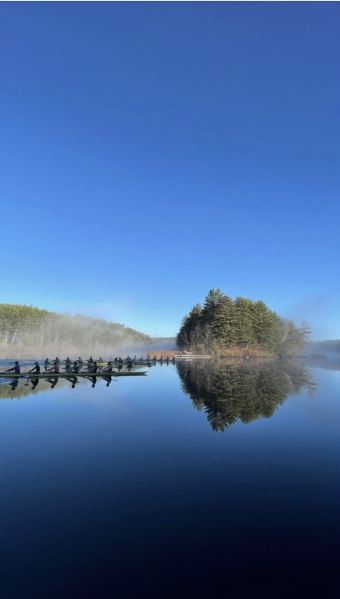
[309,340,340,353]
[177,359,317,432]
[0,304,152,352]
[177,289,312,356]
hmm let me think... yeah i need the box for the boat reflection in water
[176,358,317,432]
[0,374,99,401]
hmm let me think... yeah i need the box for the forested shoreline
[177,289,312,356]
[0,304,156,355]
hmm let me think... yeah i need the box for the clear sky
[1,2,339,339]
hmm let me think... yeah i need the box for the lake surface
[0,359,339,599]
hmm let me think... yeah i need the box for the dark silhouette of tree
[177,359,317,432]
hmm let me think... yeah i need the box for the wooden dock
[174,353,212,359]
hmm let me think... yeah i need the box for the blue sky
[1,2,339,339]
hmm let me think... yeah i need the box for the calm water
[0,359,339,599]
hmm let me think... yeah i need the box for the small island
[176,289,312,357]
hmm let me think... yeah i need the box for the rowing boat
[7,361,155,367]
[0,371,147,379]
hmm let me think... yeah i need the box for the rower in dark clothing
[85,361,98,373]
[78,357,83,364]
[55,357,60,364]
[4,361,20,374]
[28,362,41,375]
[88,357,94,364]
[65,357,71,365]
[44,358,50,364]
[118,357,123,364]
[98,357,103,363]
[72,362,80,373]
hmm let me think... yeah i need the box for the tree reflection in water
[177,359,317,432]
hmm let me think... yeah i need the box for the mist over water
[0,304,177,361]
[0,339,177,360]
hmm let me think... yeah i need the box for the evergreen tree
[176,291,312,356]
[234,297,255,347]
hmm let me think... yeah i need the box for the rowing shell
[0,371,147,379]
[15,361,155,367]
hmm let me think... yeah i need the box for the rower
[65,357,71,364]
[72,361,80,373]
[28,362,41,375]
[78,357,83,364]
[86,361,98,373]
[140,356,144,361]
[98,356,103,363]
[55,357,60,363]
[88,357,94,363]
[4,361,20,374]
[118,357,123,364]
[44,358,50,364]
[46,361,60,374]
[114,357,118,363]
[153,356,157,361]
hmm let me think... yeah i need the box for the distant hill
[0,303,176,356]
